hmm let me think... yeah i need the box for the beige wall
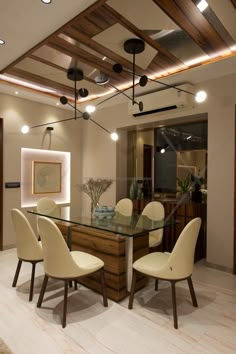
[0,93,81,248]
[1,72,235,271]
[80,73,236,271]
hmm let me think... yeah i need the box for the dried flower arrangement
[81,178,113,213]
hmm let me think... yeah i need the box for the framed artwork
[33,161,61,194]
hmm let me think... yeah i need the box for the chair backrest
[164,218,202,279]
[36,197,58,235]
[36,197,57,214]
[38,216,79,278]
[115,198,133,216]
[141,201,165,247]
[11,209,43,261]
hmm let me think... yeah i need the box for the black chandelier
[21,66,119,141]
[112,38,207,109]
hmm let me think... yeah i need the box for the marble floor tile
[0,249,236,354]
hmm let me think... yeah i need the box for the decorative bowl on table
[93,206,115,219]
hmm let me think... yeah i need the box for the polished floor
[0,248,236,354]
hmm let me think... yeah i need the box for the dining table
[28,206,176,301]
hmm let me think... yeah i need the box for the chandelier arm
[31,116,83,129]
[132,52,135,105]
[95,86,132,107]
[119,67,195,96]
[90,118,111,134]
[108,83,139,106]
[66,101,84,115]
[147,77,195,96]
[74,79,77,119]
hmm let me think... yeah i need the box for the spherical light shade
[60,96,68,105]
[85,105,96,113]
[195,90,207,103]
[160,148,165,153]
[111,132,118,141]
[21,125,30,134]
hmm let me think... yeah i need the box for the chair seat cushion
[71,251,104,276]
[133,252,170,278]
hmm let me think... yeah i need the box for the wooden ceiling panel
[153,0,230,55]
[1,0,235,102]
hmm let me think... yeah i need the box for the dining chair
[115,198,133,216]
[11,209,43,301]
[128,217,202,329]
[141,201,165,249]
[36,197,57,237]
[37,216,108,328]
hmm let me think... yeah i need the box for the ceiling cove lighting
[112,38,207,109]
[197,0,208,12]
[21,66,119,142]
[0,74,56,94]
[0,39,5,45]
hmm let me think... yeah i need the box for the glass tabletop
[28,206,175,237]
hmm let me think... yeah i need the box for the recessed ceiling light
[41,0,52,4]
[15,91,19,95]
[197,0,208,12]
[0,39,5,45]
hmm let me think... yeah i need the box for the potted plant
[191,174,203,202]
[176,174,191,197]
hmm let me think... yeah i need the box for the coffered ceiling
[0,0,236,107]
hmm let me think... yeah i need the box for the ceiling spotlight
[41,0,52,4]
[195,90,207,103]
[186,135,192,140]
[78,88,88,98]
[0,39,5,45]
[95,72,110,85]
[21,125,30,134]
[160,144,169,153]
[85,105,96,113]
[111,132,119,141]
[197,0,208,12]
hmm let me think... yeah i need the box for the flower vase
[91,200,99,217]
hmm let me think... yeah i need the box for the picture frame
[33,161,61,194]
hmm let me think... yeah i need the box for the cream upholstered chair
[141,201,165,249]
[37,216,108,328]
[11,209,43,301]
[36,197,57,213]
[128,217,201,329]
[36,197,57,236]
[115,198,133,216]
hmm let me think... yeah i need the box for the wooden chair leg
[62,281,69,328]
[37,274,48,308]
[29,262,36,302]
[187,277,198,307]
[171,281,178,329]
[128,269,137,309]
[155,279,158,291]
[69,281,73,288]
[100,269,108,307]
[12,260,22,287]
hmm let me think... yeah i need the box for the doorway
[0,119,3,250]
[143,144,152,197]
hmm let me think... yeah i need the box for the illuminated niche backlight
[21,148,71,207]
